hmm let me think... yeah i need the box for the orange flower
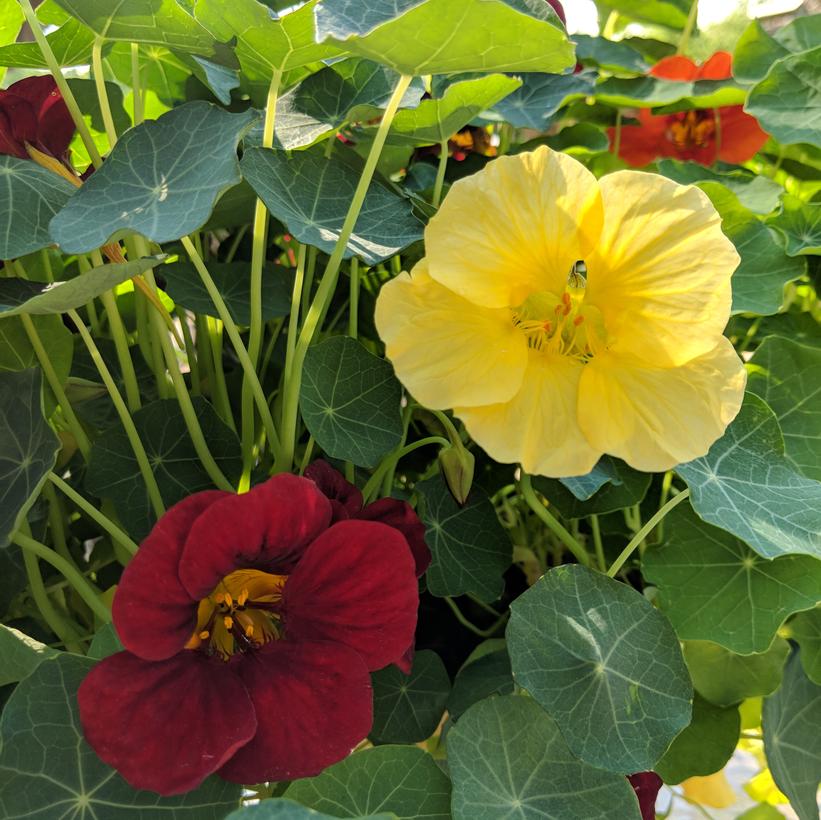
[611,52,769,167]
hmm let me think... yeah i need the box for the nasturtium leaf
[0,654,243,818]
[597,0,690,28]
[161,261,291,324]
[415,473,510,602]
[767,195,821,256]
[790,610,821,686]
[0,156,76,260]
[677,394,821,560]
[284,746,452,820]
[0,0,23,49]
[491,72,595,130]
[448,695,641,820]
[314,0,575,76]
[299,336,403,468]
[507,564,692,774]
[542,122,609,153]
[762,648,821,820]
[748,336,821,482]
[0,370,61,550]
[732,17,821,84]
[104,42,192,106]
[594,76,746,110]
[84,397,242,540]
[447,648,513,719]
[0,258,164,318]
[683,639,791,707]
[0,17,93,68]
[87,623,123,660]
[0,625,59,687]
[227,800,393,819]
[189,55,241,106]
[50,103,257,253]
[557,456,623,501]
[573,34,649,73]
[747,46,821,147]
[643,502,821,654]
[370,649,450,743]
[241,147,423,264]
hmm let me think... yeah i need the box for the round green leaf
[767,195,821,257]
[492,72,595,129]
[227,799,392,819]
[0,625,58,687]
[790,609,821,686]
[447,648,513,719]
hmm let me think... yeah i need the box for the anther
[223,616,234,630]
[245,624,255,638]
[199,630,210,640]
[573,316,585,326]
[223,592,233,608]
[237,589,249,607]
[214,592,225,604]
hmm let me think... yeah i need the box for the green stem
[677,0,699,55]
[300,246,317,323]
[361,435,449,503]
[42,482,72,564]
[607,489,690,578]
[68,308,166,518]
[612,109,623,157]
[432,138,448,208]
[519,472,590,566]
[130,42,144,124]
[348,257,359,338]
[428,407,463,447]
[284,244,307,389]
[206,316,236,431]
[176,307,200,396]
[22,547,82,650]
[590,514,606,571]
[92,35,118,149]
[444,596,508,638]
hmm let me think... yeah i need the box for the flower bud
[438,443,475,505]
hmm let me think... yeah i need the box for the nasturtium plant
[0,0,819,818]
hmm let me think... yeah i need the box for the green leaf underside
[50,102,257,253]
[0,654,243,819]
[573,35,649,73]
[643,502,821,654]
[227,799,393,819]
[594,76,746,109]
[284,745,452,820]
[790,609,821,686]
[299,336,403,468]
[0,624,59,687]
[762,649,821,820]
[84,397,241,540]
[416,473,510,602]
[447,695,641,820]
[767,194,821,257]
[241,146,423,264]
[447,648,513,719]
[492,73,595,130]
[507,564,692,774]
[0,17,93,68]
[0,370,61,549]
[678,394,821,560]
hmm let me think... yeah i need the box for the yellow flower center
[184,568,287,660]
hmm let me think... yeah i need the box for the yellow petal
[577,336,746,472]
[586,171,738,367]
[682,771,737,808]
[375,261,528,409]
[455,350,602,477]
[425,146,603,309]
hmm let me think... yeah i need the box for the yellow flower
[375,146,746,477]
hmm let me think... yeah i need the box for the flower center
[185,568,287,660]
[665,110,716,150]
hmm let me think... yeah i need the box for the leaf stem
[130,43,144,124]
[91,35,118,149]
[677,0,699,56]
[590,513,606,571]
[284,243,307,389]
[432,138,448,208]
[361,435,450,503]
[444,596,508,638]
[348,258,359,338]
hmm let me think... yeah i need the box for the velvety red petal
[218,640,372,783]
[283,520,418,671]
[396,641,415,674]
[717,106,769,163]
[37,85,76,158]
[7,76,58,109]
[0,108,27,158]
[0,94,37,158]
[697,52,733,80]
[114,490,227,661]
[179,473,332,599]
[359,497,431,577]
[78,651,257,796]
[304,459,363,520]
[650,55,699,81]
[628,772,663,820]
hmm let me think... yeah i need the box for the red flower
[0,75,75,160]
[628,772,663,820]
[610,52,768,167]
[78,473,419,795]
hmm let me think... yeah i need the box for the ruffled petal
[577,336,746,472]
[36,84,76,158]
[586,171,737,367]
[304,459,363,520]
[650,55,700,81]
[359,497,431,577]
[0,93,37,158]
[456,350,602,478]
[219,640,372,783]
[78,651,256,796]
[113,490,227,661]
[283,520,418,670]
[375,261,527,409]
[696,52,733,80]
[424,146,603,309]
[179,473,332,600]
[716,106,769,164]
[610,111,669,167]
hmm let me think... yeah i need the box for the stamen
[223,592,233,608]
[199,630,210,640]
[214,592,225,604]
[573,316,585,326]
[245,624,255,638]
[223,616,234,630]
[237,588,249,607]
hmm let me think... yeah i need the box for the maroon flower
[545,0,566,25]
[0,76,75,160]
[628,772,663,820]
[78,473,419,795]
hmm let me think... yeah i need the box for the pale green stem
[22,547,82,650]
[361,435,449,503]
[92,35,118,149]
[206,315,236,431]
[130,43,144,124]
[590,514,606,571]
[432,138,448,208]
[444,596,508,638]
[176,308,200,396]
[42,482,72,564]
[612,109,623,157]
[677,0,699,55]
[284,244,307,389]
[348,258,359,338]
[300,246,317,323]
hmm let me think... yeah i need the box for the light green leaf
[448,695,641,820]
[790,609,821,686]
[0,625,59,687]
[0,0,23,49]
[416,472,511,602]
[0,654,243,818]
[763,648,821,820]
[370,650,450,743]
[597,0,690,28]
[0,370,61,549]
[491,72,594,130]
[677,393,821,560]
[0,258,164,318]
[50,102,257,253]
[748,336,821,481]
[105,42,192,105]
[284,746,451,820]
[643,502,821,654]
[241,147,422,264]
[683,638,790,707]
[314,0,575,76]
[227,800,393,820]
[0,17,93,68]
[734,17,821,84]
[299,336,403,468]
[767,194,821,256]
[542,122,609,153]
[507,564,692,774]
[447,648,513,719]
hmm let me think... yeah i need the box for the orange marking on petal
[574,316,585,326]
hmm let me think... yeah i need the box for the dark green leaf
[767,194,821,256]
[0,625,59,687]
[595,76,746,109]
[790,610,821,686]
[543,122,609,152]
[557,456,624,501]
[0,17,93,68]
[491,72,594,130]
[734,17,821,84]
[416,473,511,602]
[573,35,649,73]
[67,78,131,137]
[507,564,692,773]
[447,648,513,719]
[227,800,392,820]
[87,623,123,660]
[448,695,641,820]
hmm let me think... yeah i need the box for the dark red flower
[628,772,663,820]
[0,75,75,160]
[78,474,419,795]
[610,52,769,167]
[545,0,566,26]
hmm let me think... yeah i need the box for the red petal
[37,86,76,158]
[396,641,415,674]
[545,0,566,25]
[359,497,431,577]
[628,772,663,820]
[0,93,37,158]
[610,113,669,167]
[650,55,699,81]
[304,459,363,520]
[78,651,257,796]
[716,106,769,163]
[178,473,332,599]
[697,52,733,80]
[6,76,59,110]
[218,640,372,783]
[113,491,227,661]
[283,520,418,671]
